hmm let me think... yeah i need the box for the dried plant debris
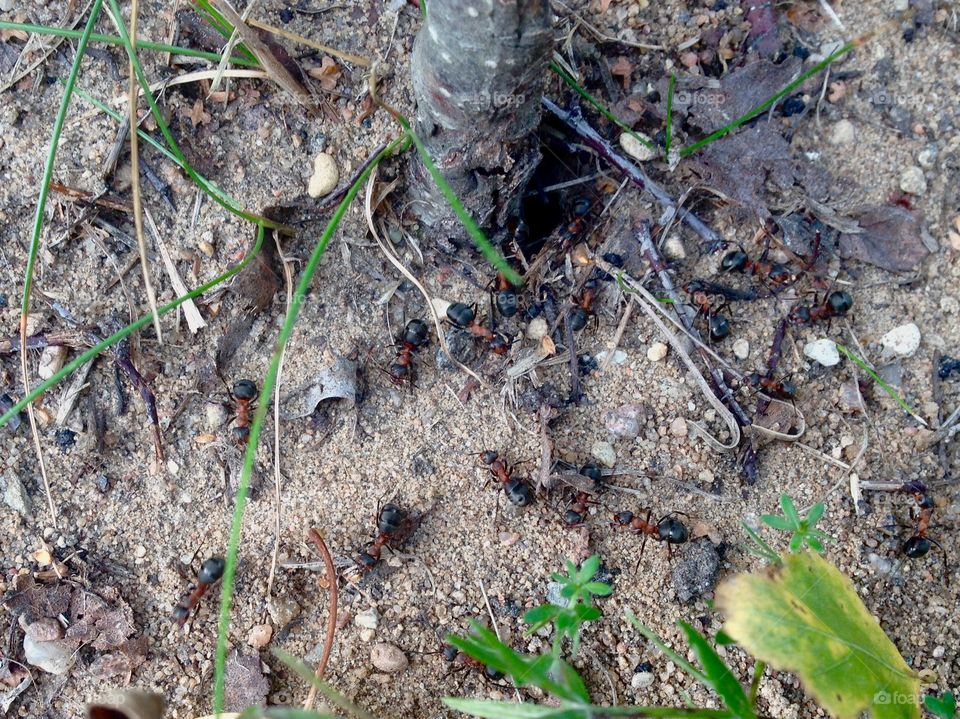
[4,575,144,677]
[839,205,932,272]
[223,649,269,712]
[281,354,358,419]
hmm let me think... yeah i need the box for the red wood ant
[441,644,504,680]
[231,380,258,444]
[491,272,520,318]
[686,285,732,341]
[446,303,511,355]
[611,509,689,565]
[348,503,410,579]
[721,249,795,285]
[569,279,598,332]
[387,319,430,385]
[897,482,947,582]
[789,291,853,325]
[745,372,798,401]
[482,450,534,506]
[172,557,225,625]
[562,463,602,527]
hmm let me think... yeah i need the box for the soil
[0,1,958,718]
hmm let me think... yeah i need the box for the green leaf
[760,515,794,531]
[780,495,800,525]
[924,692,957,719]
[807,537,824,554]
[577,555,600,583]
[582,581,613,597]
[524,604,564,629]
[805,503,826,525]
[714,630,735,646]
[677,622,755,719]
[716,552,921,719]
[788,534,804,552]
[573,605,602,622]
[443,698,587,719]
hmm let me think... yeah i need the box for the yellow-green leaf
[716,552,920,719]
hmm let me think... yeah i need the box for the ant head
[568,306,588,332]
[767,264,794,284]
[402,319,429,347]
[198,557,226,584]
[745,371,761,386]
[580,463,602,483]
[778,379,799,399]
[233,379,258,401]
[827,291,853,315]
[481,450,499,465]
[505,478,534,507]
[495,290,519,317]
[721,250,748,272]
[602,252,625,268]
[613,510,634,526]
[378,503,405,534]
[441,645,459,662]
[790,305,811,324]
[658,517,689,544]
[563,509,584,527]
[446,302,475,328]
[708,315,731,341]
[902,535,931,558]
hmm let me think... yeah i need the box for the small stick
[303,529,338,711]
[598,300,633,373]
[542,98,725,251]
[246,17,371,67]
[563,309,582,404]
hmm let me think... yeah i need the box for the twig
[598,299,633,373]
[542,98,725,251]
[563,309,582,404]
[110,68,270,105]
[145,209,206,333]
[246,17,371,66]
[535,404,559,491]
[304,528,338,712]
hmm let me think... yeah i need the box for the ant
[481,450,534,506]
[172,556,225,625]
[569,279,599,332]
[686,285,732,341]
[231,380,258,444]
[348,502,411,579]
[721,248,795,286]
[441,644,505,680]
[490,272,520,318]
[611,509,689,564]
[446,303,511,355]
[789,290,853,325]
[562,463,603,527]
[387,319,430,385]
[745,372,798,401]
[896,482,947,582]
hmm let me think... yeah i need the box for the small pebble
[591,440,617,468]
[899,166,927,196]
[596,349,628,366]
[360,629,376,642]
[198,240,215,257]
[23,635,74,675]
[880,322,921,357]
[526,317,548,341]
[917,146,936,169]
[354,608,379,630]
[267,596,301,627]
[662,235,686,260]
[671,538,721,604]
[499,531,521,546]
[732,338,749,360]
[248,624,273,649]
[632,671,655,690]
[933,646,945,658]
[546,581,571,607]
[307,153,339,198]
[803,338,840,367]
[669,416,688,438]
[604,404,644,440]
[830,119,855,145]
[370,643,408,673]
[647,342,668,362]
[37,346,67,381]
[620,132,657,162]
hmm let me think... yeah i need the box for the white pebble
[591,440,617,468]
[899,166,927,196]
[880,323,921,357]
[646,342,668,362]
[37,346,67,380]
[307,153,339,197]
[732,338,749,360]
[354,608,379,630]
[370,643,408,673]
[669,416,688,438]
[662,235,686,260]
[620,132,657,162]
[803,338,840,367]
[917,147,936,169]
[596,349,628,366]
[248,624,273,649]
[830,119,855,145]
[526,317,548,341]
[631,671,655,689]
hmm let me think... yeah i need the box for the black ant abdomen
[902,536,932,558]
[827,291,853,315]
[197,557,226,585]
[446,302,476,328]
[569,306,589,331]
[564,509,585,526]
[658,517,689,544]
[505,478,534,507]
[233,379,258,401]
[709,315,731,341]
[378,503,405,534]
[402,319,430,347]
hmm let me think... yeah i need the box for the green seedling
[760,495,831,553]
[925,692,957,719]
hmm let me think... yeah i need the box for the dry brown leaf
[609,55,634,91]
[189,99,212,127]
[308,56,341,92]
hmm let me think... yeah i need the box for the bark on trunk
[408,0,553,246]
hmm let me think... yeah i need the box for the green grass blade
[212,137,405,713]
[677,621,755,719]
[273,649,378,719]
[443,698,586,719]
[21,0,105,320]
[549,61,656,153]
[740,521,780,563]
[0,227,265,428]
[0,20,259,66]
[104,0,279,228]
[627,612,710,687]
[193,0,258,64]
[679,40,856,157]
[665,73,675,159]
[834,343,925,423]
[393,114,522,286]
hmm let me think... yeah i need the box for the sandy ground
[0,1,958,718]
